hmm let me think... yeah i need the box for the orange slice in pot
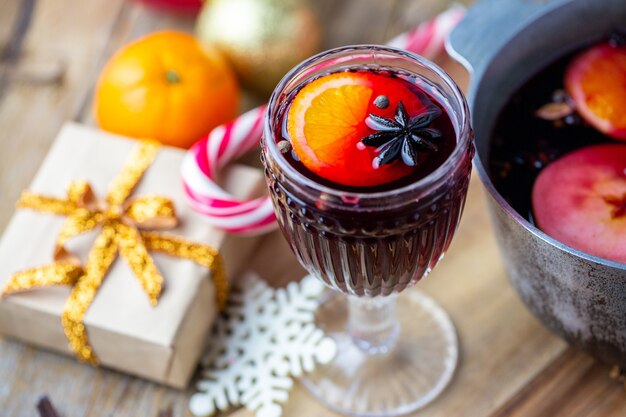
[565,43,626,141]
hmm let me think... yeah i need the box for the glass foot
[301,290,458,417]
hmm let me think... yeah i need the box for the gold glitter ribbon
[1,141,227,365]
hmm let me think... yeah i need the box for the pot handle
[447,0,574,85]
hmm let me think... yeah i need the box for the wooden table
[0,0,624,416]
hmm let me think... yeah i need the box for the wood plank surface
[0,0,624,416]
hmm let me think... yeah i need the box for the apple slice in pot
[532,144,626,263]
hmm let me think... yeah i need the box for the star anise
[361,100,442,167]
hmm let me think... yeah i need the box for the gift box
[0,123,264,388]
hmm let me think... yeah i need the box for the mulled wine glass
[261,45,473,417]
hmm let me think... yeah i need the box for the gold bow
[1,141,227,365]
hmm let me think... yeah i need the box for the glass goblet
[261,45,474,417]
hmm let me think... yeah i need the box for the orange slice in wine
[287,72,424,187]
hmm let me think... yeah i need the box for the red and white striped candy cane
[181,5,466,235]
[182,105,277,235]
[388,4,465,60]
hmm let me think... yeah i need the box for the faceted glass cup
[262,45,473,417]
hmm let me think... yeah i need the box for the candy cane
[388,4,466,60]
[181,5,466,235]
[181,105,277,235]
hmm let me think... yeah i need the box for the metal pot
[448,0,626,367]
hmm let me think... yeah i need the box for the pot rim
[447,0,626,271]
[472,152,626,270]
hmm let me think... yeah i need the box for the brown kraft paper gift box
[0,122,265,388]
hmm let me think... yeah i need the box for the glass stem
[348,294,400,355]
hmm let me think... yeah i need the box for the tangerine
[94,31,239,148]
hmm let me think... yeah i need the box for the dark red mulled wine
[489,42,618,223]
[277,70,458,194]
[490,34,626,264]
[262,63,473,297]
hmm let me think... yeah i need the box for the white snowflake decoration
[189,272,337,417]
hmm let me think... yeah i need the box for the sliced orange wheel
[287,72,426,187]
[565,43,626,141]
